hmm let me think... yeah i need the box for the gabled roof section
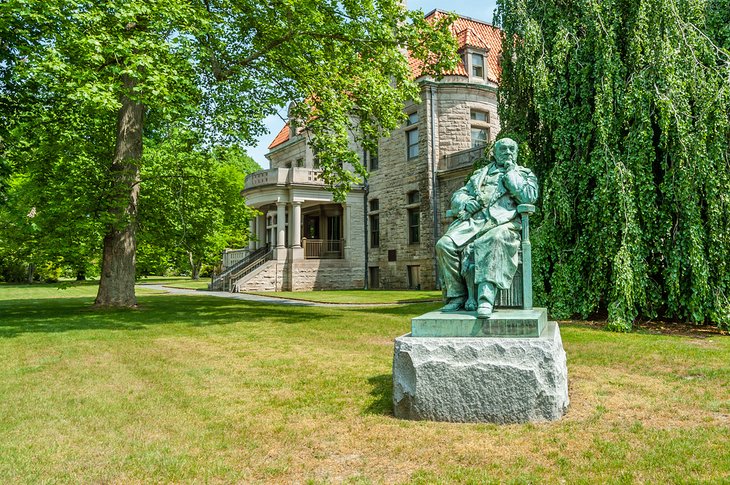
[456,27,490,50]
[268,122,307,150]
[268,123,291,150]
[413,9,503,83]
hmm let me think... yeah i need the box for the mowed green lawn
[0,283,728,483]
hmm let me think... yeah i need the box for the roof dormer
[459,46,489,82]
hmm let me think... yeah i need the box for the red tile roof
[269,11,502,150]
[268,123,291,150]
[416,9,503,83]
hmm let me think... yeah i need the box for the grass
[1,283,729,483]
[245,289,443,304]
[136,276,211,290]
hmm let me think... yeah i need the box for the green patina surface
[411,308,547,338]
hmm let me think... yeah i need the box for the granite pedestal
[392,309,569,423]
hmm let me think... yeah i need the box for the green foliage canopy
[497,0,730,329]
[0,0,457,304]
[138,133,260,279]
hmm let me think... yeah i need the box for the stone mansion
[212,11,503,292]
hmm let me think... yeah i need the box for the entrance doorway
[304,215,320,239]
[407,265,421,290]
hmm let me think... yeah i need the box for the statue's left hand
[463,199,481,214]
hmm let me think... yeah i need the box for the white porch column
[342,202,351,259]
[248,216,256,251]
[290,201,303,260]
[276,201,287,260]
[256,214,266,249]
[291,201,302,248]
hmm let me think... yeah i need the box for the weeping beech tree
[496,0,730,330]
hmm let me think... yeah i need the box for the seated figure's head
[494,138,518,167]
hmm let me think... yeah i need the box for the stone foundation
[234,259,364,292]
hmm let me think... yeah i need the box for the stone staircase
[209,246,273,291]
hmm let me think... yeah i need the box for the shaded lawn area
[0,283,729,483]
[245,289,443,304]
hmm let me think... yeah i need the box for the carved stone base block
[392,321,569,423]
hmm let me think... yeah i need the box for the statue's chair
[497,203,534,309]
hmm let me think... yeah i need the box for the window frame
[369,198,380,248]
[470,110,490,122]
[406,190,420,244]
[471,53,484,78]
[369,149,379,171]
[369,213,380,248]
[406,112,419,160]
[407,191,420,205]
[471,127,490,148]
[408,208,420,244]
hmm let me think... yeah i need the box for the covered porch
[243,167,363,262]
[248,201,348,260]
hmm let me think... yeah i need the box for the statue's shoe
[441,297,465,312]
[464,298,477,311]
[477,302,493,319]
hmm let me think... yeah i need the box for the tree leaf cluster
[497,0,730,330]
[137,132,259,279]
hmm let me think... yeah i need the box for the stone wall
[235,261,291,292]
[268,136,309,169]
[437,166,472,236]
[366,81,499,290]
[291,260,365,290]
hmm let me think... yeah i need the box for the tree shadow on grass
[0,293,331,338]
[346,302,441,318]
[363,373,393,416]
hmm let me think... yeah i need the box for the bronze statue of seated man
[436,138,538,318]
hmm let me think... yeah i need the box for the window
[296,158,304,167]
[369,198,379,248]
[370,214,380,248]
[470,109,490,148]
[471,53,484,78]
[407,191,420,205]
[471,127,489,148]
[408,208,420,244]
[470,110,489,122]
[369,150,379,171]
[406,112,419,160]
[407,130,419,159]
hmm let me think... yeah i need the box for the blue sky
[247,1,498,169]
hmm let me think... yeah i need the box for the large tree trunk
[95,74,144,307]
[189,251,202,280]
